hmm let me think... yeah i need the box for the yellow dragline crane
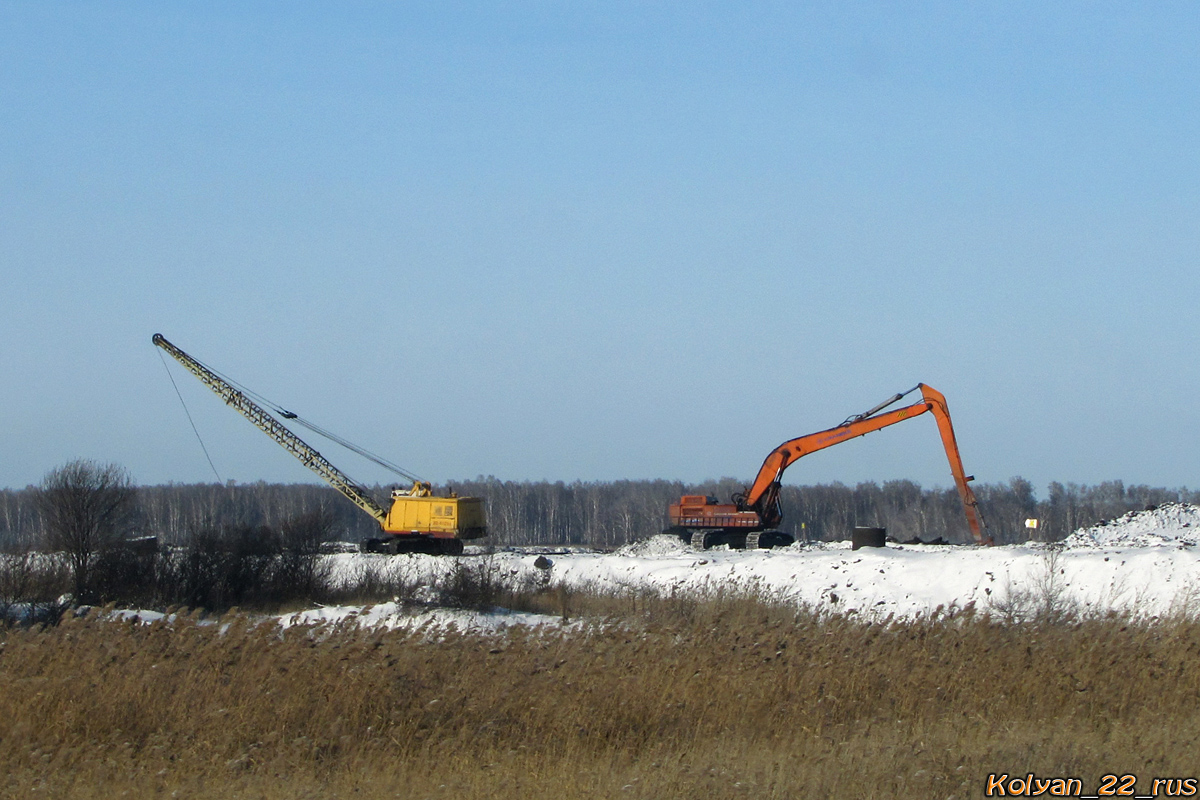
[153,333,485,555]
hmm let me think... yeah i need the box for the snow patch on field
[277,602,567,634]
[102,602,568,635]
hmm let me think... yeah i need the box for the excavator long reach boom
[153,333,389,525]
[746,384,988,544]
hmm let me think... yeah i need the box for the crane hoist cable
[157,349,224,483]
[159,347,424,487]
[282,415,424,486]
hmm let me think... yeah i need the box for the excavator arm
[742,384,990,544]
[153,333,389,526]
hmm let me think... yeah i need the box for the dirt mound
[1065,502,1200,549]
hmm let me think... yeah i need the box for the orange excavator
[667,384,991,549]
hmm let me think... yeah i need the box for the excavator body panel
[668,497,762,531]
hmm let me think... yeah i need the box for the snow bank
[538,536,1200,619]
[312,527,1200,621]
[1065,503,1200,549]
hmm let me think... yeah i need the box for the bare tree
[33,459,136,604]
[280,505,336,554]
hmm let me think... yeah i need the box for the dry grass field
[3,592,1199,799]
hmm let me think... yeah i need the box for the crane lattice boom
[152,333,388,524]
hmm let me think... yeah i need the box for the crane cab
[384,492,487,540]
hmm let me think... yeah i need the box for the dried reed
[2,593,1198,799]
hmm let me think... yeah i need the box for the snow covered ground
[320,503,1200,625]
[102,504,1200,632]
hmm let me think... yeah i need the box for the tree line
[3,467,1196,552]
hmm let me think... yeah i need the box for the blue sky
[2,2,1197,493]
